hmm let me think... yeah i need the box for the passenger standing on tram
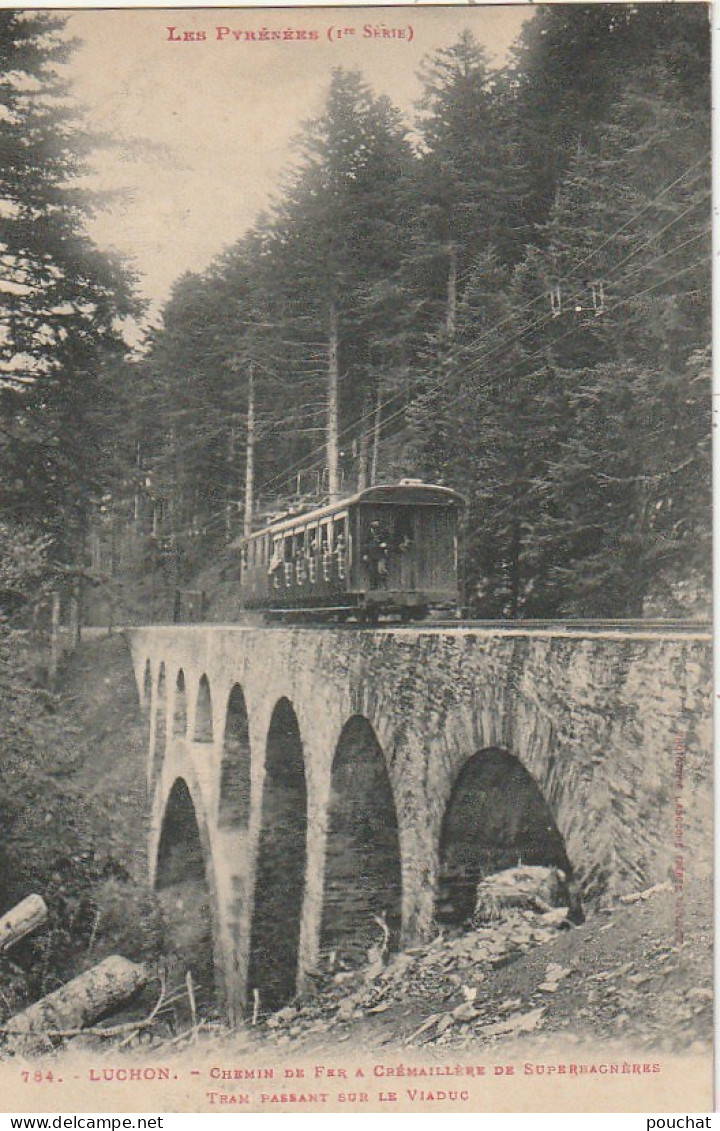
[364,521,388,589]
[268,540,284,588]
[268,541,283,575]
[334,529,347,580]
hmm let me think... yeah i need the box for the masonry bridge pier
[129,624,711,1024]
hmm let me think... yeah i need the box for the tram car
[238,480,465,621]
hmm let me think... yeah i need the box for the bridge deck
[137,620,712,642]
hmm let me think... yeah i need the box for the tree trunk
[107,576,115,637]
[90,533,101,572]
[68,593,79,649]
[69,575,81,648]
[0,895,47,952]
[244,364,255,537]
[4,956,148,1053]
[509,512,522,619]
[134,440,142,529]
[327,303,340,500]
[49,591,61,686]
[446,243,458,344]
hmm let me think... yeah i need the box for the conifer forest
[0,6,713,1084]
[0,4,711,621]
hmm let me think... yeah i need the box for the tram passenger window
[320,523,330,553]
[284,537,293,562]
[307,525,318,556]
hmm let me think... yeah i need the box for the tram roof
[239,482,465,542]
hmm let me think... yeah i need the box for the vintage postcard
[0,1,712,1115]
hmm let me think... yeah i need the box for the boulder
[473,865,571,925]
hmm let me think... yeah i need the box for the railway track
[249,615,711,634]
[141,613,711,634]
[423,618,711,633]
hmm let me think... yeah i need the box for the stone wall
[129,625,712,1018]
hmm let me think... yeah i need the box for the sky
[63,5,532,312]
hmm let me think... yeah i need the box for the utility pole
[357,398,369,491]
[327,303,340,500]
[243,362,255,538]
[371,378,383,486]
[226,413,237,542]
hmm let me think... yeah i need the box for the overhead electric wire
[235,154,712,503]
[310,169,711,448]
[187,158,712,506]
[443,188,711,386]
[234,243,711,519]
[155,245,711,544]
[426,157,710,371]
[461,253,711,401]
[353,214,711,467]
[152,154,710,537]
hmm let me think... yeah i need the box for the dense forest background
[0,4,711,621]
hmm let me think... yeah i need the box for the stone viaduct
[129,624,712,1024]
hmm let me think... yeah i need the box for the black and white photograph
[0,2,712,1114]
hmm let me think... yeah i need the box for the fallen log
[0,895,48,952]
[3,956,148,1053]
[619,880,672,905]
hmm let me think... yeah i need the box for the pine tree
[261,69,416,497]
[505,4,637,230]
[0,11,137,560]
[136,239,293,560]
[507,14,710,615]
[407,6,710,616]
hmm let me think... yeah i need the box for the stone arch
[173,669,188,737]
[247,697,307,1014]
[321,715,402,964]
[436,747,573,925]
[194,674,213,742]
[154,776,217,1010]
[218,684,251,828]
[152,663,167,779]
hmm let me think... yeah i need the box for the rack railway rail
[237,617,711,636]
[417,618,711,634]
